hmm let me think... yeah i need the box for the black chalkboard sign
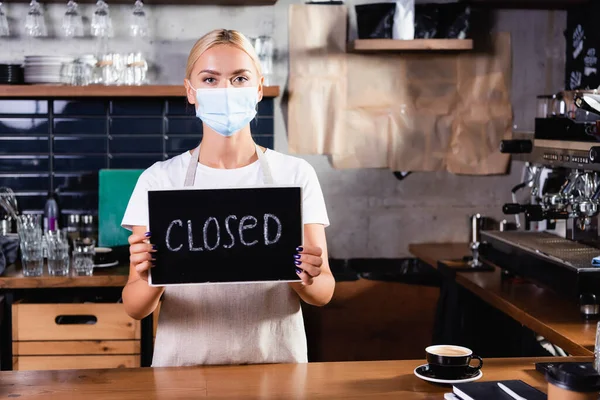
[147,186,303,286]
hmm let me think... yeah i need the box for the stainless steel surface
[470,214,481,244]
[524,92,600,171]
[0,218,10,235]
[581,304,600,315]
[482,230,600,271]
[0,187,18,219]
[469,214,483,267]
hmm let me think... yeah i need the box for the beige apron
[151,144,308,367]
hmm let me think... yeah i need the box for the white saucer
[94,260,119,268]
[413,364,483,384]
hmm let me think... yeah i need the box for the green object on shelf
[98,169,144,248]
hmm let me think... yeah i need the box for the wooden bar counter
[409,243,596,356]
[0,357,591,399]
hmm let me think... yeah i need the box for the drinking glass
[253,36,274,85]
[93,55,112,85]
[66,214,81,245]
[81,214,97,242]
[111,53,126,85]
[69,60,91,86]
[25,0,47,37]
[21,241,43,277]
[73,238,94,276]
[16,214,42,244]
[91,0,113,37]
[124,52,147,85]
[0,2,9,37]
[62,0,83,38]
[129,0,148,38]
[42,229,65,259]
[94,53,123,85]
[47,239,69,276]
[45,229,67,243]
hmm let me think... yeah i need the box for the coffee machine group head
[499,91,600,244]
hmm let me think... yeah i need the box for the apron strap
[184,143,274,187]
[184,145,201,187]
[255,144,274,185]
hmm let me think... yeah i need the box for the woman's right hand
[128,231,156,281]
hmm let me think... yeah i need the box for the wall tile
[0,137,49,153]
[251,117,273,135]
[167,117,202,135]
[54,136,107,154]
[110,136,163,153]
[53,155,107,172]
[254,135,274,149]
[110,100,164,115]
[110,154,164,169]
[166,99,195,116]
[0,100,48,115]
[166,118,272,135]
[54,118,107,135]
[0,118,49,134]
[110,118,164,135]
[258,98,274,116]
[53,100,106,116]
[0,156,49,172]
[165,136,200,153]
[58,192,98,212]
[55,173,99,192]
[167,98,273,117]
[0,174,50,191]
[0,94,274,212]
[14,194,47,212]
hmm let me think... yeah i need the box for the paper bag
[288,4,512,175]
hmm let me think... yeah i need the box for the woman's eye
[203,77,216,84]
[233,76,248,83]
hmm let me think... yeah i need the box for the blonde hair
[185,29,262,79]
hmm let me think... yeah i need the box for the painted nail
[295,268,303,275]
[293,254,301,259]
[145,232,152,237]
[152,244,157,251]
[294,260,302,266]
[296,246,303,252]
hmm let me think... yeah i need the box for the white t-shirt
[121,148,329,367]
[122,148,329,229]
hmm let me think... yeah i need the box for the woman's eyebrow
[198,69,220,76]
[231,69,252,75]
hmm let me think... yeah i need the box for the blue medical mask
[190,85,258,137]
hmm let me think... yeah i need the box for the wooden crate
[12,303,141,371]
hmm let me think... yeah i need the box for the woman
[121,29,335,367]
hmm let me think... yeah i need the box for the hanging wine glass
[91,0,113,37]
[0,2,9,37]
[62,0,83,38]
[129,0,148,38]
[25,0,47,37]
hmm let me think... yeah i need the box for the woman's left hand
[294,245,323,286]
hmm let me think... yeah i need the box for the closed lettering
[164,213,284,252]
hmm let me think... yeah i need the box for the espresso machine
[479,91,600,303]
